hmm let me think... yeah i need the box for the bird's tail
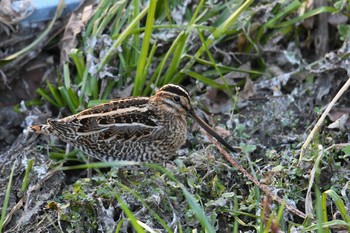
[28,124,52,135]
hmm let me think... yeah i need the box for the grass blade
[98,5,149,73]
[323,190,350,225]
[94,0,127,36]
[84,0,112,39]
[21,159,35,192]
[163,32,188,84]
[36,88,61,108]
[58,87,78,113]
[0,164,16,232]
[47,81,65,107]
[70,49,85,81]
[116,182,173,232]
[133,0,158,96]
[57,161,140,170]
[132,0,140,66]
[272,6,338,28]
[113,193,145,233]
[146,163,216,233]
[264,0,301,28]
[143,31,188,95]
[182,70,232,90]
[63,63,71,89]
[172,0,253,84]
[303,220,350,231]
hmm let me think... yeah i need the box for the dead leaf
[239,77,255,101]
[327,114,349,131]
[203,87,232,114]
[118,84,134,98]
[216,62,251,85]
[328,108,350,121]
[81,4,94,22]
[255,64,293,95]
[327,108,350,131]
[328,13,348,26]
[60,5,94,63]
[0,0,33,26]
[214,126,231,138]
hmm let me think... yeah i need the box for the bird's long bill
[188,109,239,153]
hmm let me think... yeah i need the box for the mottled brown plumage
[30,84,236,162]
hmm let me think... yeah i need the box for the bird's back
[30,96,186,162]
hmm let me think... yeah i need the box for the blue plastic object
[13,0,82,24]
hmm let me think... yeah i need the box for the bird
[30,84,237,162]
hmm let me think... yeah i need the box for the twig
[203,130,307,219]
[299,76,350,161]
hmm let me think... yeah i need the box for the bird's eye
[173,96,181,102]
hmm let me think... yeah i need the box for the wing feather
[74,111,159,142]
[48,98,161,143]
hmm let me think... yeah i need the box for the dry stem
[204,130,307,219]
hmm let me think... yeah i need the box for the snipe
[30,84,236,162]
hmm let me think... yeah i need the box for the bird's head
[152,84,192,115]
[152,83,239,153]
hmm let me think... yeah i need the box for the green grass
[21,159,35,192]
[0,164,16,233]
[36,0,259,112]
[32,0,339,114]
[24,144,350,232]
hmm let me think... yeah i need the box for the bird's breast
[153,114,187,152]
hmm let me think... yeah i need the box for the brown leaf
[0,0,33,26]
[327,114,349,131]
[328,108,350,121]
[213,126,231,138]
[203,87,232,114]
[60,5,94,63]
[239,77,255,101]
